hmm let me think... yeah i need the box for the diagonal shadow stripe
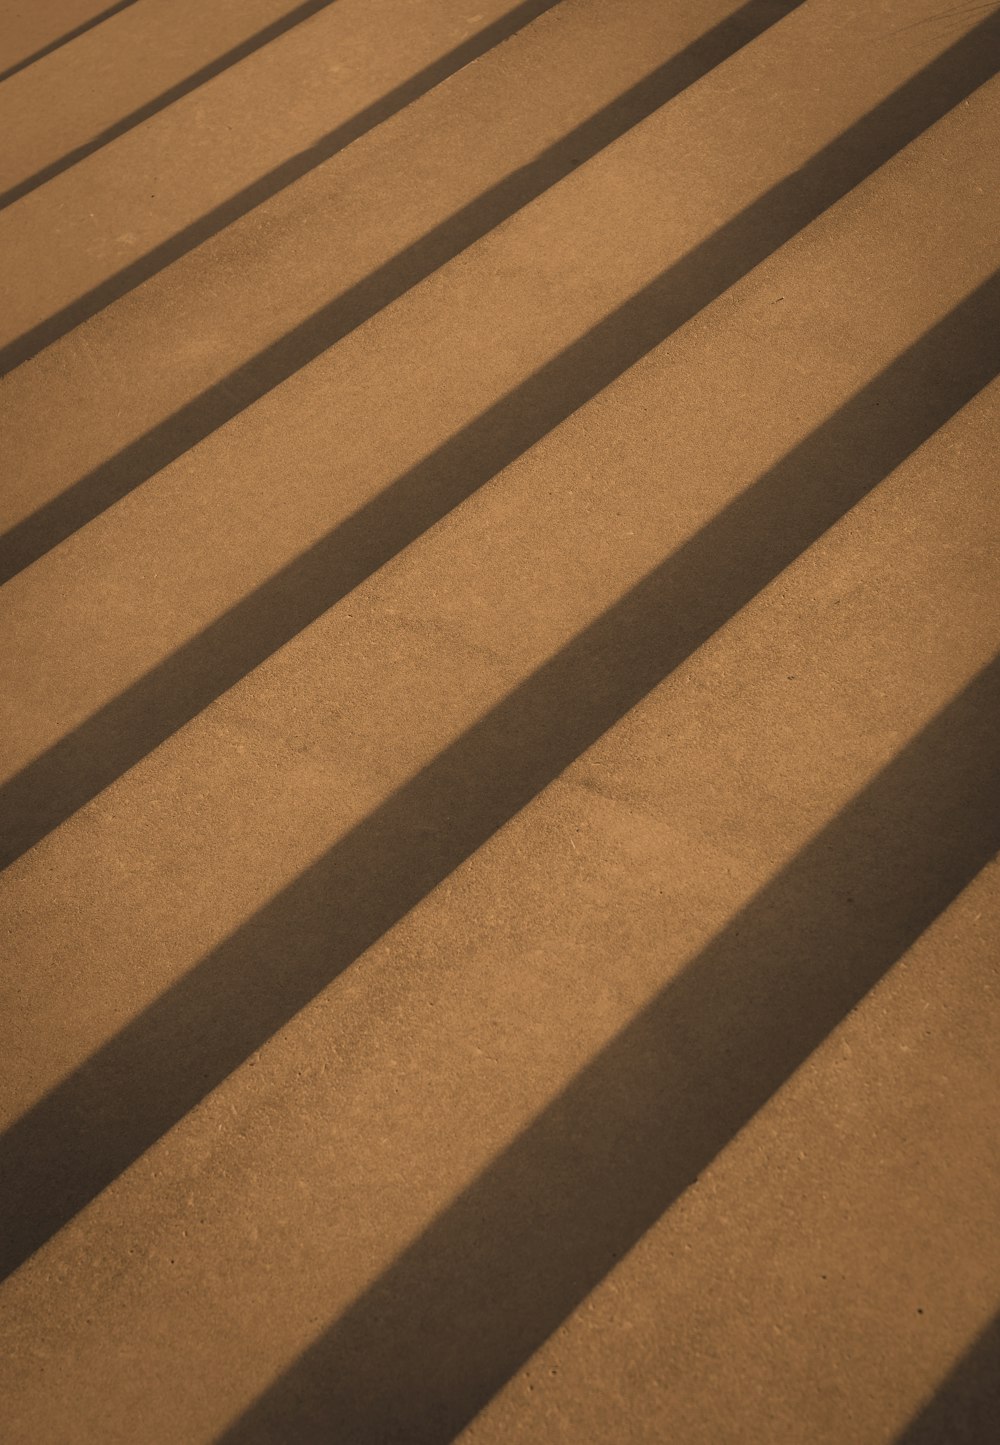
[3,7,994,561]
[220,657,1000,1445]
[1,272,998,1286]
[0,30,998,868]
[895,1310,1000,1443]
[0,0,568,373]
[0,0,143,87]
[0,1,345,212]
[0,0,811,381]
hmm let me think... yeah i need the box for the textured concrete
[0,0,139,80]
[0,0,349,203]
[0,0,563,363]
[0,0,800,508]
[1,0,998,1440]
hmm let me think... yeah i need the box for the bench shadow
[1,273,997,1285]
[896,1310,1000,1443]
[1,42,998,876]
[219,656,1000,1443]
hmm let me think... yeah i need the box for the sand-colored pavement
[1,1,998,1440]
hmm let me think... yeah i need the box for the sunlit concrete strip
[1,20,997,810]
[1,376,996,1441]
[0,0,344,205]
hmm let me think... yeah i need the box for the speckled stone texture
[1,1,998,1440]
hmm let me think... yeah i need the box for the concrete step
[1,0,997,1439]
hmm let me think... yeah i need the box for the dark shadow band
[2,270,997,1289]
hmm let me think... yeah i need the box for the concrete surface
[0,0,139,81]
[0,0,997,1440]
[0,0,347,204]
[0,0,564,366]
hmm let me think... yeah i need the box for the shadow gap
[220,657,1000,1444]
[1,270,998,1285]
[1,23,998,869]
